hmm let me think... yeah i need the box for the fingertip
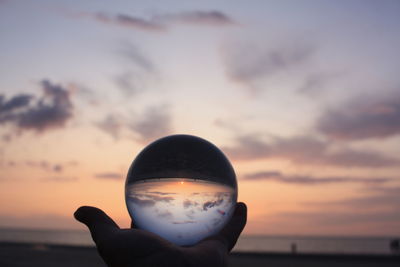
[235,202,247,217]
[73,206,120,245]
[221,201,247,251]
[74,206,88,221]
[231,202,247,235]
[74,206,99,225]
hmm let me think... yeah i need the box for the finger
[74,206,120,245]
[213,202,247,251]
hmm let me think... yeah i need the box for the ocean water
[0,228,397,255]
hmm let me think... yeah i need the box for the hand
[74,202,247,267]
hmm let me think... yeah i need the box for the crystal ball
[125,134,238,246]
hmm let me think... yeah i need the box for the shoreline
[1,241,399,257]
[1,227,398,255]
[1,242,399,267]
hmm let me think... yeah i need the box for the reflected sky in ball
[126,178,236,246]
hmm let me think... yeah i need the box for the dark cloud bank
[317,91,400,140]
[305,186,400,210]
[0,80,73,133]
[223,135,398,167]
[244,170,390,185]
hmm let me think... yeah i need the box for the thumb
[214,202,247,251]
[74,206,120,245]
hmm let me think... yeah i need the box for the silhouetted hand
[74,202,247,267]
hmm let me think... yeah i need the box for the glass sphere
[125,134,238,246]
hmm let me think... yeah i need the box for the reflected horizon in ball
[126,178,236,246]
[125,135,238,246]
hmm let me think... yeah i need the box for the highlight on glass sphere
[125,134,238,246]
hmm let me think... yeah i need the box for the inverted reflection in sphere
[125,135,238,246]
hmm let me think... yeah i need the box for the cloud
[41,176,78,182]
[223,135,399,167]
[305,186,400,210]
[53,164,63,172]
[114,42,158,96]
[244,170,390,185]
[0,80,73,133]
[127,192,175,208]
[185,209,195,219]
[8,161,16,166]
[316,91,400,140]
[25,160,65,173]
[268,186,400,234]
[157,10,235,26]
[86,10,235,32]
[130,105,172,143]
[10,160,78,174]
[172,220,196,224]
[148,195,174,202]
[148,191,176,195]
[114,72,145,96]
[108,13,165,32]
[277,210,400,226]
[119,42,156,72]
[68,82,100,106]
[1,134,11,142]
[128,193,175,204]
[0,94,33,113]
[96,104,172,143]
[156,210,173,219]
[221,42,314,91]
[215,192,231,198]
[297,72,341,95]
[94,172,123,179]
[96,114,125,140]
[128,196,156,207]
[203,198,224,211]
[183,199,198,209]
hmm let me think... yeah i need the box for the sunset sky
[1,0,400,237]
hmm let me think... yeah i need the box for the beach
[1,242,399,267]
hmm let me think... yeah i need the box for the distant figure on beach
[74,202,247,267]
[390,239,400,254]
[291,242,297,254]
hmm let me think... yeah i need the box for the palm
[75,203,247,267]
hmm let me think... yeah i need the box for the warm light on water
[125,178,237,246]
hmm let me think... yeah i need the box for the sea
[0,228,398,255]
